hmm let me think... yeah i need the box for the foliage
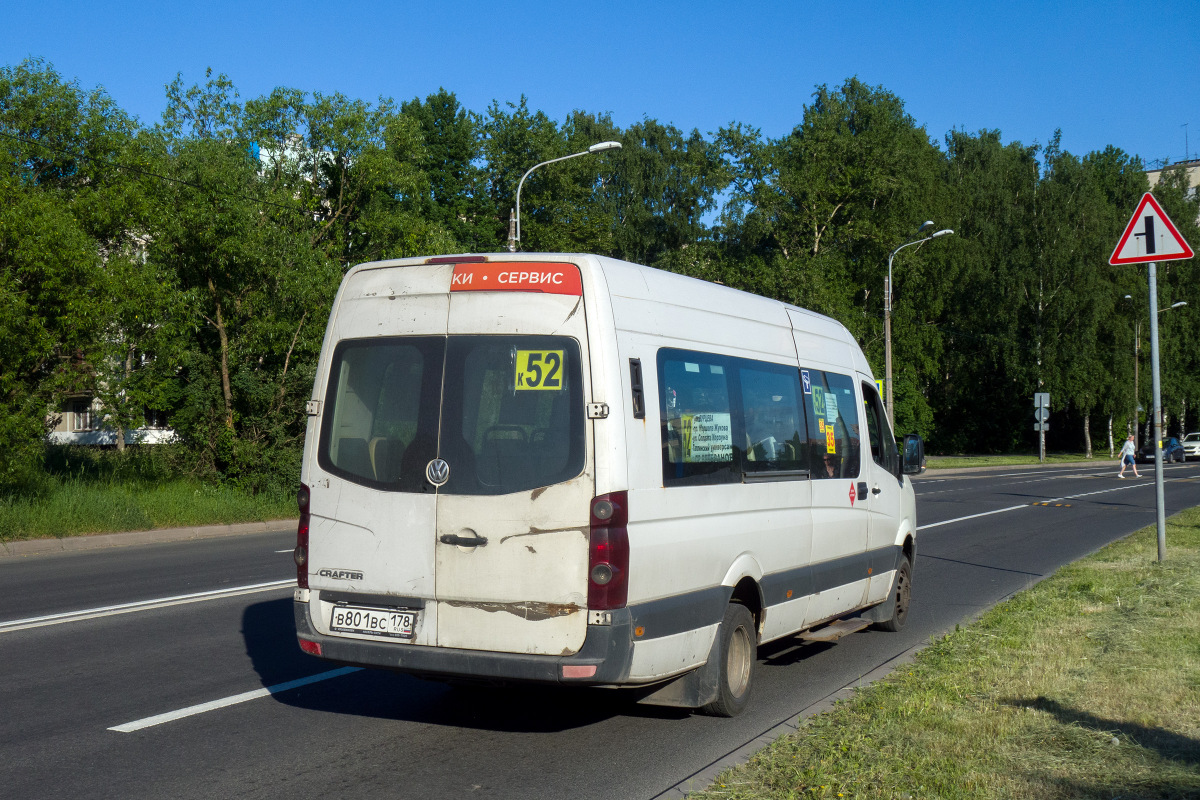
[0,445,294,539]
[2,58,1197,495]
[0,59,143,488]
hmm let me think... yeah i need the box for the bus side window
[658,350,737,486]
[861,381,897,476]
[739,364,806,472]
[803,369,860,479]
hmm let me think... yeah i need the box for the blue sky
[4,1,1199,167]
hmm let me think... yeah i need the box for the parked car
[1138,436,1186,463]
[1183,432,1200,460]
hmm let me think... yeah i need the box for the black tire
[875,556,912,633]
[700,603,756,717]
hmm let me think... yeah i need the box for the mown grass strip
[926,453,1102,469]
[0,478,295,542]
[690,510,1200,799]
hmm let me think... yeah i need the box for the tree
[400,89,497,251]
[149,71,316,486]
[146,71,460,489]
[607,116,726,267]
[0,184,103,486]
[932,129,1040,451]
[717,78,949,437]
[301,90,454,264]
[0,58,151,483]
[1142,166,1200,438]
[1027,135,1101,454]
[1087,146,1148,449]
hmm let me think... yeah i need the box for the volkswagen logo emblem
[426,458,450,487]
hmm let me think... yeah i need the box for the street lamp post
[1123,296,1186,445]
[507,141,622,252]
[884,222,953,427]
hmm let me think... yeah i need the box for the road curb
[0,519,299,559]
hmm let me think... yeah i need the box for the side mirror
[902,433,926,475]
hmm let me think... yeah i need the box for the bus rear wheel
[701,602,756,717]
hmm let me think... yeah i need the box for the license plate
[329,605,417,639]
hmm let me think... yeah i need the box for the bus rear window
[318,338,443,492]
[318,335,585,495]
[441,336,585,495]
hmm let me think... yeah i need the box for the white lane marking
[918,505,1030,530]
[109,667,362,733]
[915,465,1195,497]
[917,476,1170,531]
[275,549,294,553]
[0,579,295,634]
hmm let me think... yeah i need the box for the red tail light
[588,491,629,610]
[295,485,310,589]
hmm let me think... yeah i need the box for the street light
[884,222,953,427]
[1123,295,1186,445]
[507,141,622,252]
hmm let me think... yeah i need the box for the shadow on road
[757,636,835,667]
[241,597,687,732]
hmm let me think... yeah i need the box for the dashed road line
[918,475,1178,531]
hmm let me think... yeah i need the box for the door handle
[440,533,488,547]
[871,484,882,495]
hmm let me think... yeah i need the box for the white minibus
[293,253,925,716]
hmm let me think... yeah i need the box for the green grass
[0,478,296,542]
[690,511,1200,800]
[926,453,1100,469]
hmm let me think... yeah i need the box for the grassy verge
[926,453,1101,469]
[690,511,1200,799]
[0,478,296,542]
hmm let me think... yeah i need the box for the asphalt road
[3,461,1199,800]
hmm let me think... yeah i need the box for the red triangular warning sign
[1110,192,1195,265]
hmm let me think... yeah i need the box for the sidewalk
[0,519,298,559]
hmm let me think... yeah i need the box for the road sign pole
[1148,262,1167,562]
[1110,193,1192,562]
[1033,394,1049,463]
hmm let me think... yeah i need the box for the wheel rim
[726,623,753,698]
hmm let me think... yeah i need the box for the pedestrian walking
[1117,435,1140,478]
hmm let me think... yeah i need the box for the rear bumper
[294,601,635,685]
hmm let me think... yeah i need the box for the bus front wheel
[874,556,912,633]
